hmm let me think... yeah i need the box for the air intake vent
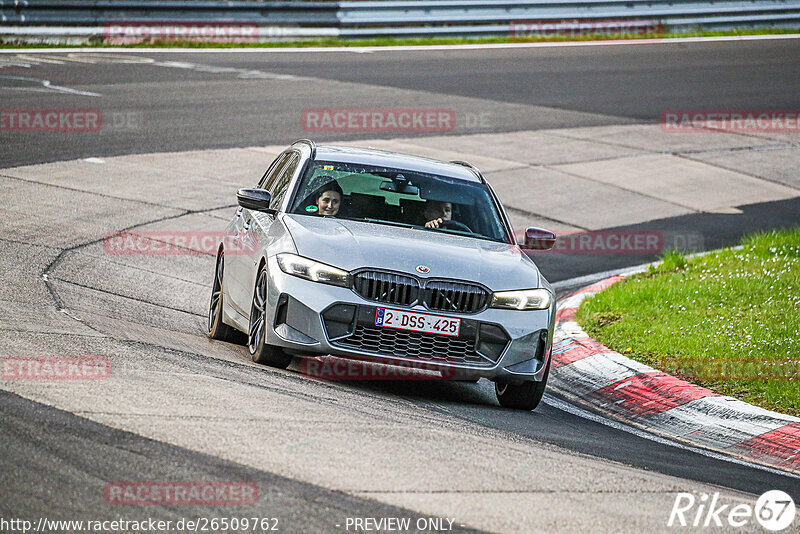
[353,271,419,306]
[424,280,489,314]
[334,324,494,367]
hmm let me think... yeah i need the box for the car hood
[281,214,540,291]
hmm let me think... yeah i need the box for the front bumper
[263,256,555,382]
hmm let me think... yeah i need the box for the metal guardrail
[1,0,799,41]
[338,0,800,23]
[1,1,340,25]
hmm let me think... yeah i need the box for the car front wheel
[208,251,239,342]
[495,358,550,411]
[248,266,292,368]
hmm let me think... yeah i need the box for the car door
[227,152,292,316]
[241,152,302,306]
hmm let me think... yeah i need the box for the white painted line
[41,80,102,97]
[553,265,650,293]
[543,393,800,480]
[645,396,795,450]
[574,351,654,381]
[1,34,799,54]
[554,320,590,339]
[0,52,300,81]
[703,396,800,424]
[149,59,299,80]
[0,87,53,94]
[551,352,643,394]
[558,292,590,310]
[0,74,102,97]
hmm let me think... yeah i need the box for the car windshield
[288,160,511,243]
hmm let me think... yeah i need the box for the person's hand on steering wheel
[426,218,472,233]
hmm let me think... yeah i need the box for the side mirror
[237,188,276,214]
[524,227,556,250]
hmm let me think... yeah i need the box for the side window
[269,154,300,210]
[258,152,291,190]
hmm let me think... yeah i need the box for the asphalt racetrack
[3,39,800,167]
[1,39,799,533]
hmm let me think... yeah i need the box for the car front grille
[353,271,419,306]
[333,324,494,367]
[424,280,490,314]
[352,271,490,314]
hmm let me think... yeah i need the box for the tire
[208,250,239,342]
[494,357,550,411]
[248,265,292,369]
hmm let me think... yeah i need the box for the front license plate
[375,308,460,337]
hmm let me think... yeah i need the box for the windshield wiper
[422,226,505,244]
[343,217,416,229]
[341,216,505,243]
[365,218,416,229]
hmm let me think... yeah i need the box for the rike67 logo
[668,490,796,531]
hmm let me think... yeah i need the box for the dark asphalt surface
[2,41,800,530]
[2,373,798,528]
[0,390,483,533]
[1,39,799,167]
[537,195,800,286]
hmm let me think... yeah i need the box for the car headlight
[276,253,349,287]
[490,289,551,310]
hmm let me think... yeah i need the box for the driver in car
[423,200,453,228]
[315,180,343,217]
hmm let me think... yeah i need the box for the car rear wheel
[248,266,292,368]
[208,251,239,342]
[494,358,550,411]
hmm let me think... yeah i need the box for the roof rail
[293,139,316,158]
[449,160,485,182]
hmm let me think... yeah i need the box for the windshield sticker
[323,165,334,171]
[305,205,319,213]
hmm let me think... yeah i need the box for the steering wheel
[438,219,472,233]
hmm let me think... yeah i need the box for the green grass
[576,228,800,417]
[1,28,798,49]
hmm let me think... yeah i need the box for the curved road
[1,39,799,533]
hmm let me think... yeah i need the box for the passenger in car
[315,180,343,217]
[423,200,453,228]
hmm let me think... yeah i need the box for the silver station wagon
[208,140,557,410]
